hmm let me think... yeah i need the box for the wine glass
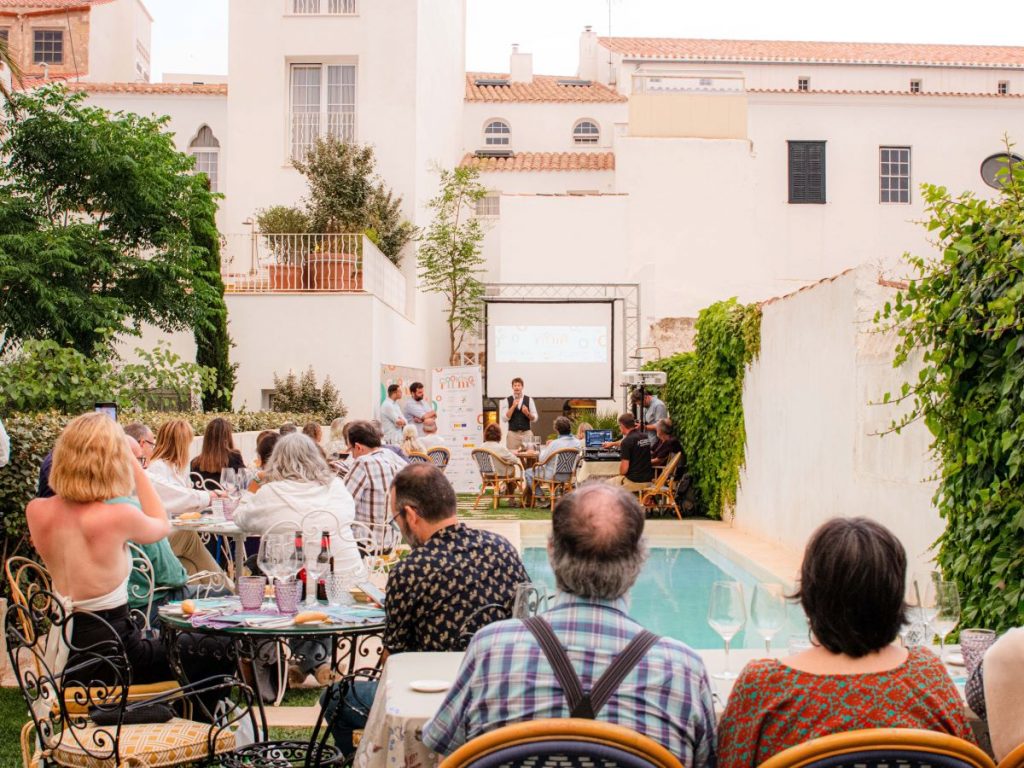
[257,534,290,584]
[708,581,746,679]
[219,467,237,494]
[924,579,961,662]
[750,583,786,656]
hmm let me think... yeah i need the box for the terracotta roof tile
[598,37,1024,69]
[466,73,626,103]
[64,82,228,95]
[750,87,1023,98]
[460,151,615,172]
[0,0,112,8]
[760,268,856,307]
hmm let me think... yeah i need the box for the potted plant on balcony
[255,205,309,291]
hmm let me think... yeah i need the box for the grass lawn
[1,686,28,765]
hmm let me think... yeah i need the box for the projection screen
[485,301,614,399]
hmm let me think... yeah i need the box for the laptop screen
[584,429,613,449]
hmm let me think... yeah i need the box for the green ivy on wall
[879,146,1024,632]
[648,298,761,519]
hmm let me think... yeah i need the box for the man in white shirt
[379,384,407,445]
[523,417,580,503]
[502,377,538,450]
[643,392,669,433]
[402,381,438,437]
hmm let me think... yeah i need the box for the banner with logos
[431,365,484,493]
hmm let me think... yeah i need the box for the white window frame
[289,62,357,162]
[291,0,357,14]
[910,79,922,93]
[879,146,911,204]
[797,76,810,92]
[998,80,1009,95]
[475,193,500,217]
[572,119,600,145]
[483,119,511,147]
[189,125,221,193]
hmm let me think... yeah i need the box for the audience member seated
[124,422,157,467]
[325,418,348,461]
[401,424,426,456]
[717,517,975,768]
[25,413,232,717]
[247,430,280,492]
[650,419,682,468]
[303,421,328,460]
[481,423,523,473]
[423,484,716,766]
[344,421,407,529]
[608,413,654,491]
[523,416,580,497]
[574,421,594,442]
[147,419,231,582]
[279,422,298,435]
[325,463,528,755]
[964,627,1024,762]
[190,416,246,485]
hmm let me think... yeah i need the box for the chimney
[510,44,533,84]
[578,25,598,81]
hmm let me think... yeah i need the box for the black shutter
[788,141,826,204]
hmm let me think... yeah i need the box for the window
[797,77,810,92]
[998,81,1009,95]
[290,63,356,160]
[33,30,63,65]
[788,141,826,204]
[0,29,9,43]
[573,119,600,144]
[189,125,220,192]
[476,194,500,217]
[293,0,356,12]
[910,79,921,93]
[879,146,911,203]
[980,153,1023,189]
[484,120,510,146]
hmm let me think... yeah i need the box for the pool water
[522,547,807,650]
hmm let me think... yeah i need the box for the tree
[418,166,487,365]
[0,85,220,354]
[271,366,346,421]
[292,136,416,265]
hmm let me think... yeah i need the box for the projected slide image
[494,325,607,364]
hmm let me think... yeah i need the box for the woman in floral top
[718,517,974,768]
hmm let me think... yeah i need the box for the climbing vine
[879,145,1024,632]
[649,298,761,519]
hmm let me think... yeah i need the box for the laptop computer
[584,429,620,461]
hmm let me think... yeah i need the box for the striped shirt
[344,448,407,527]
[422,595,717,767]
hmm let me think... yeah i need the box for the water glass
[274,579,301,615]
[325,573,354,607]
[750,583,787,656]
[512,582,548,619]
[238,575,267,610]
[708,581,746,679]
[219,468,237,493]
[960,628,997,675]
[925,579,961,662]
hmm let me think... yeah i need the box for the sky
[145,0,1023,82]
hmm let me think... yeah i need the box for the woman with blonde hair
[400,424,426,456]
[325,418,347,461]
[190,416,245,485]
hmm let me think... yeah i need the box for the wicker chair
[638,452,683,519]
[439,718,682,768]
[757,729,996,768]
[471,449,523,509]
[427,446,452,472]
[406,451,431,464]
[998,743,1024,768]
[528,448,582,510]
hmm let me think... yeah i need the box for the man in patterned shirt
[325,462,528,753]
[422,484,717,766]
[344,420,407,531]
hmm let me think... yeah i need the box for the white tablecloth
[577,460,620,482]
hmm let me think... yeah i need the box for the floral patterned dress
[717,647,975,768]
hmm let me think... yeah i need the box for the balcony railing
[221,232,407,316]
[292,0,357,14]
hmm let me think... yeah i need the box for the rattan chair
[439,718,682,768]
[406,451,431,464]
[528,448,582,510]
[471,448,523,509]
[757,728,996,768]
[639,452,683,519]
[997,743,1024,768]
[428,446,452,472]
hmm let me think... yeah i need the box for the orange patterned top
[717,647,975,768]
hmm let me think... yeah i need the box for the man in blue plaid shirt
[422,484,717,767]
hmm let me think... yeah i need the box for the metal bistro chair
[126,542,228,632]
[427,446,452,472]
[439,719,682,768]
[529,448,582,511]
[6,587,256,768]
[757,729,996,768]
[638,452,683,520]
[471,448,523,509]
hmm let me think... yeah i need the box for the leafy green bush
[649,298,761,518]
[569,409,622,439]
[879,145,1024,632]
[271,367,346,421]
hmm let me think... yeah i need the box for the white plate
[946,651,965,667]
[409,679,451,693]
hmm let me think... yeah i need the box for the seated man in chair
[523,416,580,505]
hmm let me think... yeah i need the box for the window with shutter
[788,140,826,204]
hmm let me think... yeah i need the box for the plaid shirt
[344,448,406,527]
[422,594,717,767]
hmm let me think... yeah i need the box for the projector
[622,370,667,386]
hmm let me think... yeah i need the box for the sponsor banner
[430,366,484,493]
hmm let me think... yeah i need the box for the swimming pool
[522,546,808,650]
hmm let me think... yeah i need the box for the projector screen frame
[483,298,616,400]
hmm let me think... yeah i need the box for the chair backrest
[549,448,581,480]
[997,742,1024,768]
[439,718,682,768]
[428,446,451,469]
[125,542,156,631]
[5,556,53,672]
[407,451,431,464]
[471,449,496,477]
[757,729,997,768]
[651,453,681,491]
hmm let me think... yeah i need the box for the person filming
[503,377,538,450]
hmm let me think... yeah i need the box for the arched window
[573,119,599,144]
[189,125,220,192]
[484,119,510,146]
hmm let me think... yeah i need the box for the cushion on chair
[48,717,235,768]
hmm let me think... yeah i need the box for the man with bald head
[423,484,717,767]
